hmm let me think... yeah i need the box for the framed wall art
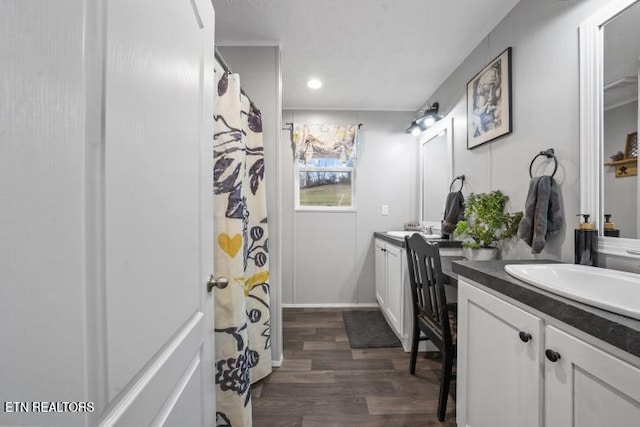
[467,47,512,149]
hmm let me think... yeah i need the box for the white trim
[579,15,602,221]
[98,312,203,427]
[295,207,357,213]
[282,303,379,308]
[271,355,284,367]
[291,112,298,305]
[580,0,640,258]
[216,40,281,47]
[272,46,284,370]
[598,236,640,258]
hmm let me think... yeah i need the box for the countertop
[452,260,640,361]
[374,231,463,248]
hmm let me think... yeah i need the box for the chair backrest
[404,234,453,348]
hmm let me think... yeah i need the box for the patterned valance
[293,124,358,165]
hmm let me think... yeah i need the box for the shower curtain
[213,69,271,427]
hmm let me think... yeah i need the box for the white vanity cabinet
[375,235,463,351]
[457,277,640,427]
[457,280,543,427]
[374,238,404,337]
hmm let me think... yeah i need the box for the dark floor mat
[342,310,402,348]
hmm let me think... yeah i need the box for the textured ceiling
[211,0,521,111]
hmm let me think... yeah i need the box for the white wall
[224,0,634,306]
[416,0,614,263]
[281,110,416,304]
[603,101,638,238]
[216,46,283,361]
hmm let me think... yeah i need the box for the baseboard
[282,303,379,308]
[271,354,283,367]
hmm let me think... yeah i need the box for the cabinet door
[374,239,386,307]
[545,326,640,427]
[385,244,403,335]
[457,280,543,427]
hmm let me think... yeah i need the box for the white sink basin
[386,231,441,239]
[504,264,640,320]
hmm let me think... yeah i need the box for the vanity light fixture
[405,102,441,135]
[307,78,322,89]
[405,120,423,136]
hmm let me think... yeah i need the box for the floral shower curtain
[213,69,271,427]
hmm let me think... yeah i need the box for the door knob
[207,275,228,293]
[518,331,532,343]
[545,349,561,362]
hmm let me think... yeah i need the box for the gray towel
[442,191,465,235]
[518,176,563,254]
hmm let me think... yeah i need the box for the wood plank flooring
[251,308,456,426]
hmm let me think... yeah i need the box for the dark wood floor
[251,307,456,427]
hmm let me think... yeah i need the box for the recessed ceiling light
[307,78,322,89]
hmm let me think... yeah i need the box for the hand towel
[518,176,563,254]
[441,191,465,235]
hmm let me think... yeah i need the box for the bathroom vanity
[454,260,640,427]
[373,232,462,351]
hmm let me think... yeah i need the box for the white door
[545,326,640,427]
[457,281,543,427]
[0,0,215,425]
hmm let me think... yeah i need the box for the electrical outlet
[381,205,389,215]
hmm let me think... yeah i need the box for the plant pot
[464,247,498,261]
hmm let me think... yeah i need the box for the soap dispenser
[603,214,620,237]
[575,214,598,266]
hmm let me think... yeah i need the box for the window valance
[292,124,358,166]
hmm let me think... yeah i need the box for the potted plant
[454,190,523,260]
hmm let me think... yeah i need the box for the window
[292,124,357,210]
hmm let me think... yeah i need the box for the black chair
[404,234,456,421]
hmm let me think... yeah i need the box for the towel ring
[529,149,558,178]
[449,175,465,192]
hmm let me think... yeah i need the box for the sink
[386,231,441,239]
[386,231,416,238]
[504,264,640,320]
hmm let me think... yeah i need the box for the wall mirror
[580,0,640,257]
[420,117,453,227]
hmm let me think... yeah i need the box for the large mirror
[420,117,453,228]
[581,0,640,257]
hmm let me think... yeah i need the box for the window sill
[295,207,357,213]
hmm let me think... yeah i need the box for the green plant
[454,190,523,249]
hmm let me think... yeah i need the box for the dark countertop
[374,231,463,248]
[452,260,640,361]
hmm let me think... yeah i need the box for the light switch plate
[381,205,389,215]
